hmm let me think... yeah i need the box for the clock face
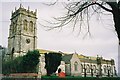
[26,38,30,44]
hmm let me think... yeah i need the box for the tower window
[14,23,17,33]
[24,20,28,31]
[12,22,16,33]
[30,21,33,32]
[12,24,15,33]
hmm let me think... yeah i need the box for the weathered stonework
[8,5,37,58]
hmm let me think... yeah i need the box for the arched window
[87,64,90,73]
[23,20,27,31]
[74,62,78,71]
[30,21,33,32]
[104,65,106,73]
[111,67,113,73]
[93,65,96,73]
[108,66,111,73]
[81,64,83,73]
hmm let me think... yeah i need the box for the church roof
[62,54,73,64]
[78,54,96,60]
[37,49,69,54]
[78,54,97,63]
[37,49,114,65]
[37,49,58,54]
[79,58,97,64]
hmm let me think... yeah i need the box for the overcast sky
[0,1,119,71]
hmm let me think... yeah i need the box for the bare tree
[44,0,120,43]
[42,0,120,76]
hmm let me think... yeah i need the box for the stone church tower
[8,4,37,58]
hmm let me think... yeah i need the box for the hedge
[41,76,120,80]
[2,77,120,80]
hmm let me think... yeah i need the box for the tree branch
[95,2,113,12]
[70,2,113,17]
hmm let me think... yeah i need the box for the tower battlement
[11,4,37,20]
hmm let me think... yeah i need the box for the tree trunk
[112,6,120,44]
[112,5,120,77]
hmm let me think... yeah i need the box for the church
[7,5,117,77]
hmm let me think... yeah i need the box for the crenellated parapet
[11,4,37,20]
